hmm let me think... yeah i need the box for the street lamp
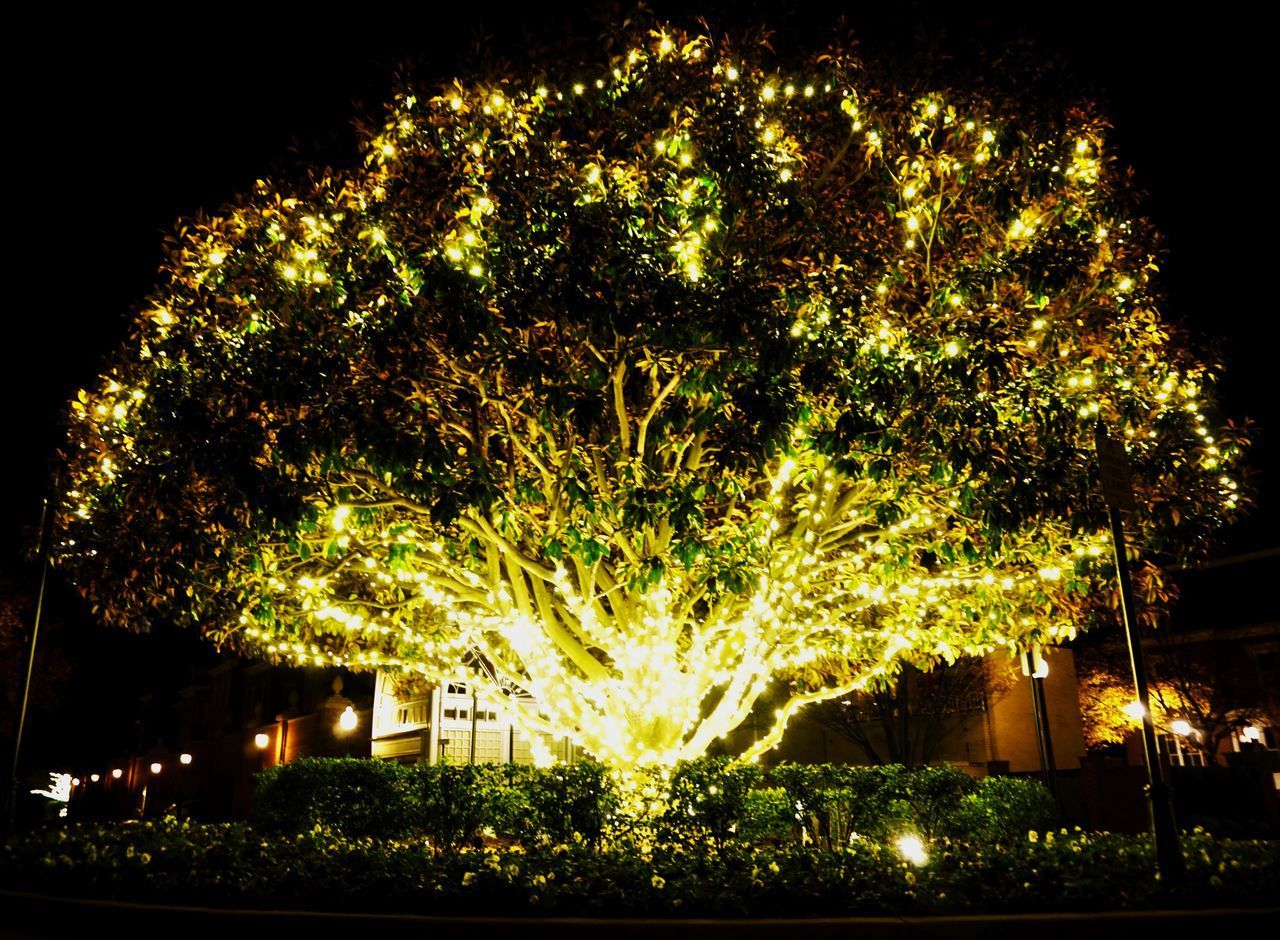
[337,706,358,734]
[1123,700,1146,722]
[89,773,100,783]
[179,753,193,765]
[254,731,271,772]
[149,762,162,775]
[1021,644,1056,797]
[111,768,123,780]
[1170,720,1193,737]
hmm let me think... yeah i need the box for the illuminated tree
[1077,630,1270,760]
[56,27,1245,769]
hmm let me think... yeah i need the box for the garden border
[3,890,1276,938]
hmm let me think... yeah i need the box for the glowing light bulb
[896,833,929,866]
[1123,701,1146,722]
[338,706,358,733]
[179,753,193,765]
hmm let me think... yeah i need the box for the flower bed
[2,817,1276,917]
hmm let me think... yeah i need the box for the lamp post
[254,732,270,773]
[322,676,356,757]
[1022,645,1057,798]
[336,705,358,756]
[1095,420,1184,879]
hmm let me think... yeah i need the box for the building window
[439,729,504,764]
[1157,732,1206,767]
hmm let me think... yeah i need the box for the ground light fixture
[179,753,193,765]
[337,705,358,733]
[89,773,100,783]
[149,762,162,775]
[895,833,929,867]
[111,768,122,779]
[254,733,270,749]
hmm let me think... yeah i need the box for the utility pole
[5,497,55,836]
[1096,420,1184,879]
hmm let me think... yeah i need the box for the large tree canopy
[56,26,1246,767]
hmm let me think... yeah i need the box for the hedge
[3,816,1277,916]
[252,757,1059,848]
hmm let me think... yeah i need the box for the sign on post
[1096,430,1135,511]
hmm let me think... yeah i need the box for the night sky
[3,4,1275,764]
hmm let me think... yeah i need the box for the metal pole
[1024,650,1058,798]
[5,498,55,835]
[1106,502,1185,879]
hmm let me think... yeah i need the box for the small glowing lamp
[1123,701,1146,722]
[90,773,101,783]
[179,753,193,765]
[895,833,929,867]
[111,768,123,780]
[254,733,270,749]
[149,762,162,775]
[338,706,358,733]
[1170,720,1193,737]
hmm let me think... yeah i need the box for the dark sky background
[2,3,1276,766]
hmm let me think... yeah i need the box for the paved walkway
[2,890,1276,938]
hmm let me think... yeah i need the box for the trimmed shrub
[251,756,1060,849]
[519,759,618,845]
[738,787,795,844]
[768,763,968,845]
[411,762,507,847]
[947,775,1060,842]
[252,757,415,840]
[662,756,764,844]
